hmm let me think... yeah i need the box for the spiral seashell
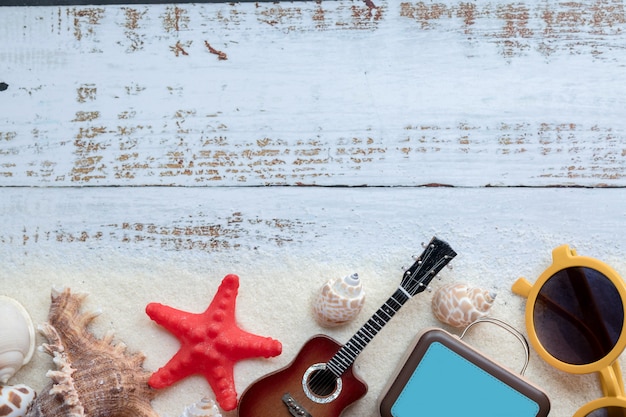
[179,397,222,417]
[24,288,158,417]
[0,296,36,384]
[0,384,36,417]
[431,283,497,328]
[313,273,365,327]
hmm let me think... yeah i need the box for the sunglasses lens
[533,267,624,365]
[584,407,626,417]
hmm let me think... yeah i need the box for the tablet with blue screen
[379,328,550,417]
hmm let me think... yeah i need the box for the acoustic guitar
[238,236,457,417]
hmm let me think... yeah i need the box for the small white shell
[313,273,365,327]
[0,384,36,417]
[431,283,497,328]
[0,296,36,384]
[179,397,222,417]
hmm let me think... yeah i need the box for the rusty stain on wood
[204,41,228,60]
[457,2,477,32]
[7,212,313,252]
[170,40,190,56]
[120,7,147,52]
[73,111,101,122]
[71,7,105,42]
[397,1,626,58]
[3,110,626,185]
[400,2,451,29]
[1,132,18,142]
[77,84,97,103]
[257,5,303,28]
[162,6,189,32]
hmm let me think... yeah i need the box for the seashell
[0,384,36,417]
[431,283,497,328]
[25,288,158,417]
[179,397,222,417]
[0,296,36,384]
[313,273,365,327]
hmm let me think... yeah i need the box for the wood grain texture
[1,0,625,187]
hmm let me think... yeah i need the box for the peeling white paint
[1,1,626,186]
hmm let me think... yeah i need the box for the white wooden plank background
[2,1,626,417]
[2,0,626,187]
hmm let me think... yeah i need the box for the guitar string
[307,242,455,398]
[308,292,407,396]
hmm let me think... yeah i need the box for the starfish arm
[204,273,239,315]
[201,362,238,411]
[146,302,196,336]
[148,349,196,389]
[220,328,282,360]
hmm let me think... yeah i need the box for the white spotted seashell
[313,273,365,327]
[0,384,36,417]
[179,397,222,417]
[0,296,36,384]
[431,283,497,328]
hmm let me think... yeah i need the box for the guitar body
[239,238,457,417]
[238,335,368,417]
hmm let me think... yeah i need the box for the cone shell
[0,384,36,417]
[313,273,365,327]
[179,397,222,417]
[431,283,496,328]
[0,296,36,384]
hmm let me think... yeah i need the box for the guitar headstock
[401,237,457,297]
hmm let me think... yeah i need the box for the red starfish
[145,274,282,411]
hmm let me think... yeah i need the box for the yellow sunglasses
[512,244,626,417]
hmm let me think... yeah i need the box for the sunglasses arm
[598,361,626,398]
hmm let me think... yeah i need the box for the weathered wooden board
[2,1,626,416]
[2,187,626,417]
[2,0,626,187]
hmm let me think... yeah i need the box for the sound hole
[302,363,342,404]
[307,368,337,396]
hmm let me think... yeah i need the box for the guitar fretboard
[323,237,457,378]
[326,288,410,377]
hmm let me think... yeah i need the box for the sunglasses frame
[513,245,626,417]
[575,394,626,417]
[512,244,626,375]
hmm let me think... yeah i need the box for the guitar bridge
[282,393,312,417]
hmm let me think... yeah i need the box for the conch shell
[431,283,496,328]
[0,384,36,417]
[0,296,36,384]
[179,397,222,417]
[313,273,365,327]
[25,288,158,417]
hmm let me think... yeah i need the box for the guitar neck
[326,287,410,377]
[324,237,456,378]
